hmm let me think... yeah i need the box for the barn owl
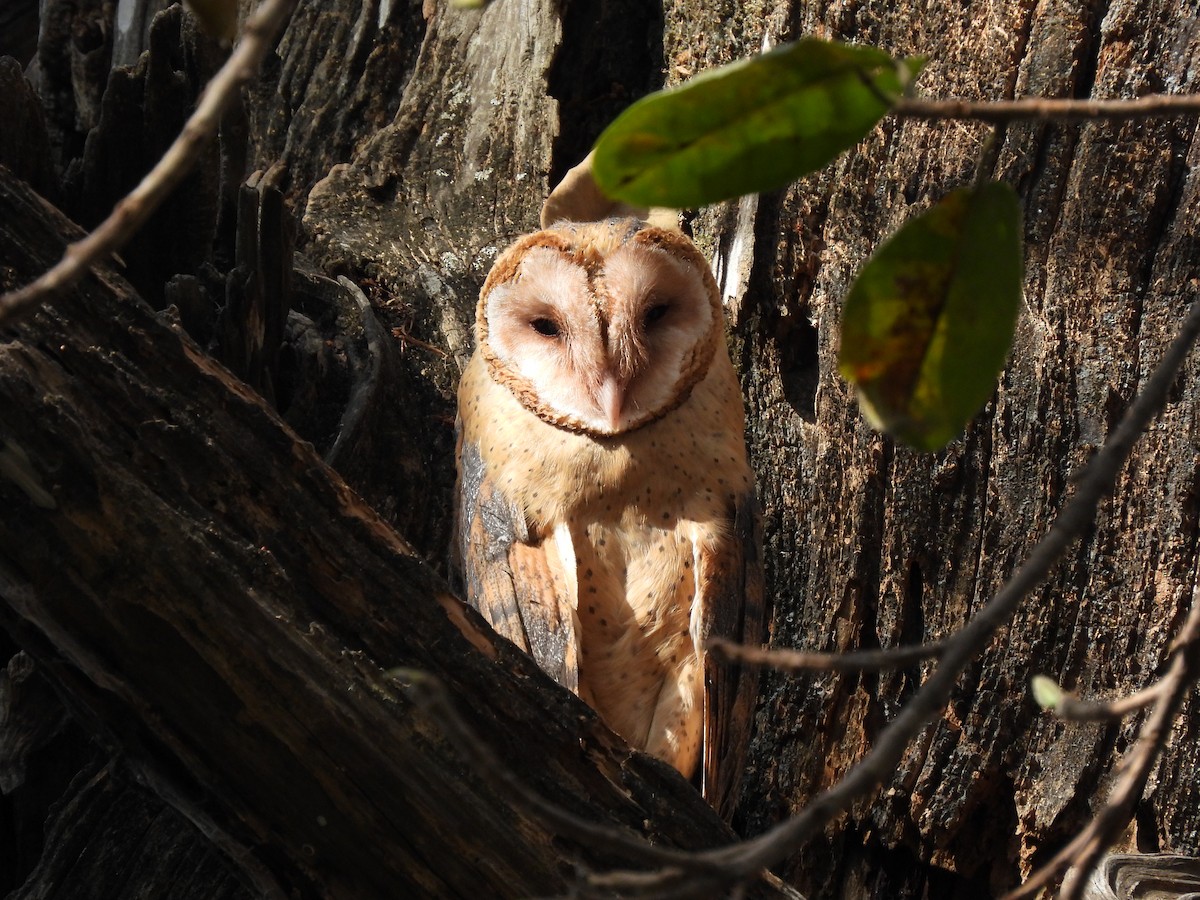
[452,217,762,816]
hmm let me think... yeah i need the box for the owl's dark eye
[531,317,561,337]
[643,303,671,328]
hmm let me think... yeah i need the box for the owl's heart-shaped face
[478,220,721,436]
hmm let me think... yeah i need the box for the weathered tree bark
[2,0,1199,898]
[719,5,1200,896]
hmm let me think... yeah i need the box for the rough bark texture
[719,5,1200,897]
[1,0,1198,898]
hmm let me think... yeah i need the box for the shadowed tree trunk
[1,1,1198,898]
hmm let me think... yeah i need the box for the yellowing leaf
[839,182,1023,450]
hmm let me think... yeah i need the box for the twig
[1053,682,1166,722]
[587,296,1200,895]
[390,326,450,357]
[0,0,300,329]
[393,667,808,898]
[706,637,945,672]
[1005,587,1200,900]
[893,93,1200,123]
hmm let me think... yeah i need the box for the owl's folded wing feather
[699,489,765,820]
[452,432,580,692]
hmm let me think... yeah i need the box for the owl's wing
[452,432,580,692]
[699,488,765,820]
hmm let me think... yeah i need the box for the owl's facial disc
[483,231,717,436]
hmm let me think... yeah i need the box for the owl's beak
[596,372,626,432]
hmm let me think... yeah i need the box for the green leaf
[1030,675,1065,711]
[838,181,1023,450]
[592,39,923,208]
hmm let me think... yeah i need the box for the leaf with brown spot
[839,181,1023,450]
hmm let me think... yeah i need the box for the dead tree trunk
[2,0,1199,898]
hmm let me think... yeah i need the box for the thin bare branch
[1005,586,1200,900]
[588,295,1200,895]
[0,0,300,328]
[706,637,944,673]
[387,669,731,874]
[392,666,808,898]
[1053,682,1166,722]
[893,93,1200,123]
[390,326,450,358]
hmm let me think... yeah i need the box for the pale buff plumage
[453,219,761,812]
